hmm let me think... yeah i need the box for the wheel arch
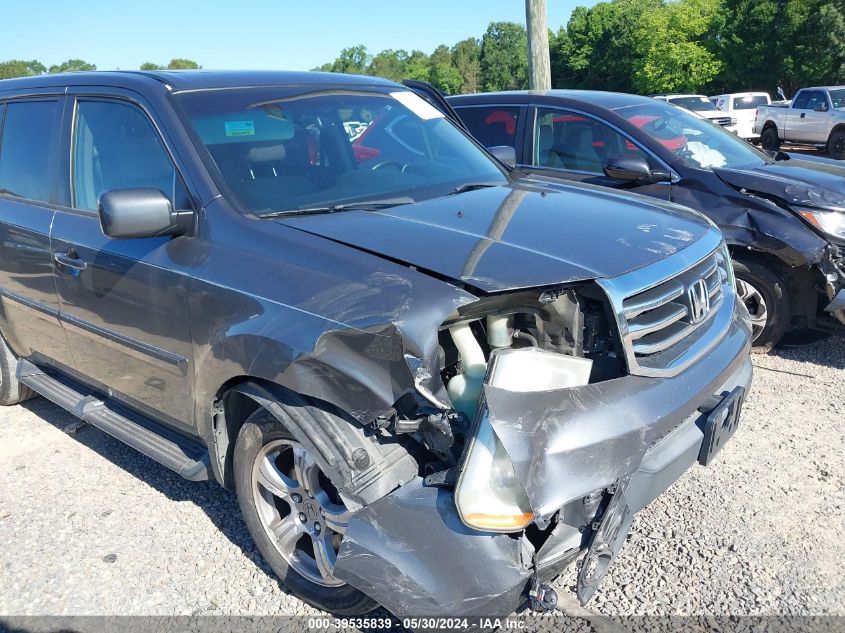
[729,246,820,324]
[207,377,419,511]
[829,122,845,138]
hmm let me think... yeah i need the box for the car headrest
[246,144,287,163]
[539,125,554,152]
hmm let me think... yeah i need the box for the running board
[17,360,211,481]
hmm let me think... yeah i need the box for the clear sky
[2,0,596,72]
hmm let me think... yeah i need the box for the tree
[166,58,200,69]
[48,59,96,73]
[0,59,46,79]
[551,0,661,92]
[367,49,408,82]
[404,50,431,82]
[633,0,723,93]
[331,45,370,74]
[480,22,528,91]
[140,59,201,71]
[716,0,845,96]
[452,38,481,93]
[429,45,462,94]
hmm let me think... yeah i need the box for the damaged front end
[333,229,754,617]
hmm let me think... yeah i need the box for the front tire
[761,126,781,153]
[0,333,35,406]
[234,407,377,615]
[827,128,845,160]
[733,258,791,353]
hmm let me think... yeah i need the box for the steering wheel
[371,160,404,171]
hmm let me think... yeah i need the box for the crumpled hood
[279,179,712,293]
[714,158,845,212]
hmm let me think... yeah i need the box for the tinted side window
[456,106,520,148]
[0,100,57,203]
[792,91,810,109]
[533,107,651,174]
[73,100,176,211]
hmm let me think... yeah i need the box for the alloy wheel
[736,278,768,341]
[251,438,350,587]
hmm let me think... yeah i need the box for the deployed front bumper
[334,305,752,618]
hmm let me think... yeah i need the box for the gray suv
[0,71,752,618]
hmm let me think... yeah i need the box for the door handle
[800,112,806,118]
[53,250,88,274]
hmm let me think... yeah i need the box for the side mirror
[603,156,670,183]
[487,145,516,167]
[98,188,194,239]
[814,103,829,112]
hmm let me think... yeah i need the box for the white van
[711,92,771,140]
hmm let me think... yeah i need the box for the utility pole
[526,0,551,91]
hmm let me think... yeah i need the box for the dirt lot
[1,337,843,626]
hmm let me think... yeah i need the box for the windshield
[617,101,771,170]
[732,95,769,110]
[667,96,719,112]
[175,87,506,215]
[830,89,845,109]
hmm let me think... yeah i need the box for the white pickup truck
[754,86,845,159]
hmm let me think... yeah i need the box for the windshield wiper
[448,182,502,196]
[259,197,414,218]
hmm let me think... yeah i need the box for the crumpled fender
[709,165,838,266]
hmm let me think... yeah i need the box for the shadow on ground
[19,396,273,579]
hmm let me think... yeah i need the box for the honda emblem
[687,279,711,324]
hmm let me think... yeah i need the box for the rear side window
[73,100,176,211]
[731,95,768,110]
[0,100,57,203]
[457,106,520,149]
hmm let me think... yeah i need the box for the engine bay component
[446,322,487,419]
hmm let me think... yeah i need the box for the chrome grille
[625,250,725,357]
[714,117,732,127]
[598,230,736,377]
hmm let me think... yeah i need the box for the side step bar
[17,360,211,481]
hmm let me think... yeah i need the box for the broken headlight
[798,209,845,242]
[455,414,534,532]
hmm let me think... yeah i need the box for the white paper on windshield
[390,91,445,120]
[686,141,727,169]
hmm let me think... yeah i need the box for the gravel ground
[1,336,843,627]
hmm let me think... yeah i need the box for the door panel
[51,96,195,428]
[51,216,194,426]
[527,106,672,201]
[0,99,75,368]
[787,91,828,143]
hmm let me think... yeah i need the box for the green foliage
[141,59,201,71]
[0,59,47,79]
[166,58,200,70]
[367,49,409,82]
[404,50,432,82]
[633,0,722,93]
[480,22,528,91]
[715,0,845,96]
[451,38,481,94]
[48,59,97,73]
